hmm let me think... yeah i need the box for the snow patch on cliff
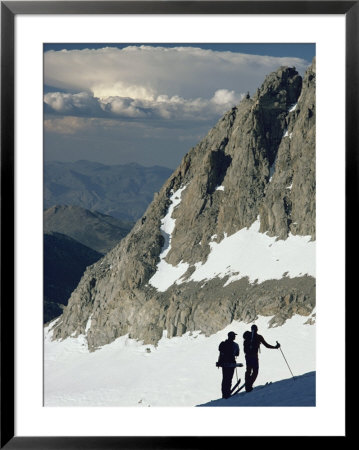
[186,220,315,286]
[149,186,189,291]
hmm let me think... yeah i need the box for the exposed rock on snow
[51,60,316,350]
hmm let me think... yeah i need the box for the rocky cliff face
[52,60,316,350]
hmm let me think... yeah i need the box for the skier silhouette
[218,331,240,399]
[243,324,280,392]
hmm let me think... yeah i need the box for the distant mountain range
[44,160,173,222]
[44,205,133,254]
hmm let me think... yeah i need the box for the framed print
[1,1,355,447]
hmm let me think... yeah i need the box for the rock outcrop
[52,60,316,350]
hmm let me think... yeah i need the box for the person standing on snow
[218,331,240,399]
[243,324,280,392]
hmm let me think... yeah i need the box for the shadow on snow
[197,371,315,407]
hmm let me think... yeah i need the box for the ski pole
[276,341,296,380]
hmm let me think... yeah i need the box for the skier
[218,331,240,399]
[243,324,280,392]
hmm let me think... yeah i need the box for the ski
[231,381,272,397]
[230,378,242,394]
[230,382,246,397]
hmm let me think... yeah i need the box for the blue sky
[44,43,315,168]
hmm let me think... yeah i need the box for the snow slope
[149,210,315,289]
[187,220,315,285]
[199,372,315,407]
[44,313,315,407]
[147,183,315,292]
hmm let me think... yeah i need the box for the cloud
[44,91,104,116]
[44,115,210,168]
[44,46,309,123]
[100,96,149,118]
[45,45,308,101]
[44,116,90,134]
[211,89,242,106]
[44,89,245,123]
[43,45,311,167]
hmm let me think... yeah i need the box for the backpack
[218,339,236,364]
[243,332,261,356]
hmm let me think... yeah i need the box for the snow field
[187,219,315,285]
[150,204,315,291]
[44,313,315,407]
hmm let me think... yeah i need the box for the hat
[228,331,237,339]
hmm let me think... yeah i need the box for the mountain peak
[51,61,316,350]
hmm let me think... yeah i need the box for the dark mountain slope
[44,205,133,254]
[44,232,102,323]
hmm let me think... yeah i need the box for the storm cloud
[44,45,311,168]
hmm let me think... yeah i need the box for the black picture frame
[1,1,354,447]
